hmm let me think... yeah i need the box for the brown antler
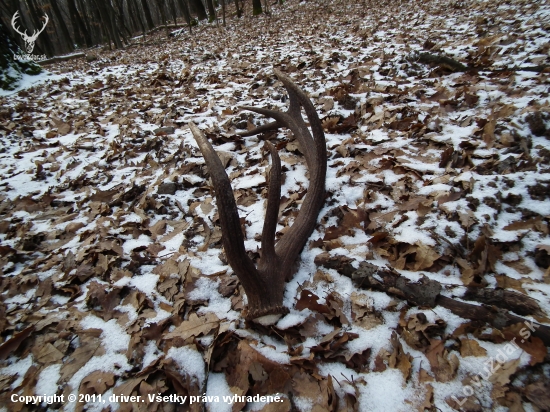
[189,69,326,321]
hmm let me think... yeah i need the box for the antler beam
[189,69,326,320]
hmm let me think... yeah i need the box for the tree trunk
[252,0,263,15]
[155,0,167,26]
[49,0,75,53]
[234,0,241,18]
[92,0,123,49]
[111,0,132,39]
[129,0,147,36]
[26,0,55,56]
[177,0,193,31]
[169,0,178,26]
[105,0,129,44]
[205,0,217,22]
[67,0,92,47]
[140,0,155,30]
[222,0,226,26]
[189,0,208,20]
[126,0,143,34]
[77,0,98,46]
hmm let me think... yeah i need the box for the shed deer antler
[189,69,326,320]
[11,11,49,54]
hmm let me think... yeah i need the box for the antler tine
[237,120,280,137]
[239,74,317,167]
[269,70,327,265]
[188,123,264,286]
[259,141,281,260]
[237,77,301,138]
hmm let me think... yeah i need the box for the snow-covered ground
[1,0,550,410]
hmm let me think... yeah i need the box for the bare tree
[252,0,263,15]
[22,0,55,56]
[48,0,75,52]
[140,0,155,31]
[189,0,208,21]
[67,0,92,47]
[176,0,193,31]
[205,0,217,22]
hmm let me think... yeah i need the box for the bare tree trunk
[67,0,91,47]
[205,0,216,22]
[77,0,99,46]
[222,0,226,26]
[234,0,241,18]
[128,0,145,35]
[140,0,155,30]
[92,0,123,49]
[155,0,168,27]
[26,0,55,56]
[189,0,208,20]
[177,0,193,31]
[169,0,178,26]
[111,0,132,40]
[49,0,75,52]
[252,0,263,15]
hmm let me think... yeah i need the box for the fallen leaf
[163,312,220,341]
[459,338,487,357]
[0,325,35,360]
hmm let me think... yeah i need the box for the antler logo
[11,11,49,54]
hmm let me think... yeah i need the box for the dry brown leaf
[60,338,104,382]
[417,384,434,412]
[163,312,220,341]
[149,220,168,239]
[502,323,547,366]
[482,117,495,148]
[503,259,533,275]
[51,116,71,135]
[425,339,459,382]
[36,343,64,364]
[489,357,521,399]
[0,325,35,360]
[413,243,440,271]
[524,381,550,410]
[152,258,180,279]
[459,338,487,357]
[388,332,413,381]
[80,371,116,395]
[504,217,542,231]
[295,289,330,314]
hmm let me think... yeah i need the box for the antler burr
[189,69,326,320]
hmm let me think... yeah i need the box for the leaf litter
[1,0,550,410]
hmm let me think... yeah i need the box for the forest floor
[1,0,550,411]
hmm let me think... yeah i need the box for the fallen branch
[345,261,550,346]
[39,52,86,66]
[414,52,550,74]
[416,52,468,72]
